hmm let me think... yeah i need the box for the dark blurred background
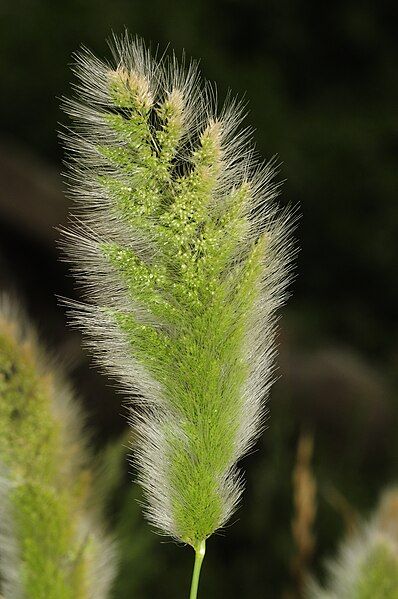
[0,1,397,597]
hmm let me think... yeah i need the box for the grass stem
[189,539,206,599]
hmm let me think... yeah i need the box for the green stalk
[189,540,206,599]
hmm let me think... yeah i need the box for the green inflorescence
[63,37,294,559]
[355,541,398,599]
[91,70,268,546]
[309,489,398,599]
[0,315,104,598]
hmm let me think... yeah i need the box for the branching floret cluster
[62,34,294,551]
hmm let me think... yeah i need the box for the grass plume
[60,33,295,555]
[308,488,398,598]
[0,297,116,598]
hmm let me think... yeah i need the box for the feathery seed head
[0,297,116,599]
[61,34,295,548]
[308,488,398,598]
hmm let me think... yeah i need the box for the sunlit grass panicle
[61,34,295,549]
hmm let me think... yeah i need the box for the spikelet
[60,33,295,549]
[0,297,116,599]
[308,488,398,598]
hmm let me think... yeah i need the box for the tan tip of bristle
[200,120,223,164]
[110,66,153,109]
[204,119,222,140]
[168,89,184,111]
